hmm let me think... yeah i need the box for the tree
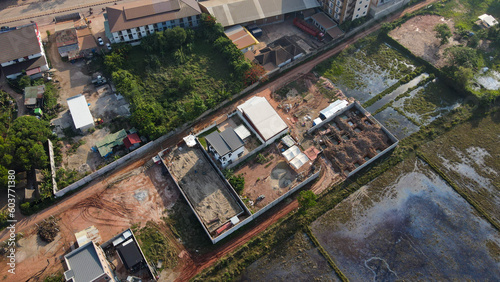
[444,46,480,69]
[243,63,265,86]
[434,23,452,45]
[104,52,125,74]
[18,75,31,89]
[298,190,317,214]
[0,116,51,172]
[452,66,474,88]
[166,27,187,49]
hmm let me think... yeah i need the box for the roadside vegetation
[135,222,178,270]
[106,14,265,139]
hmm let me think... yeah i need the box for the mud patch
[238,233,339,281]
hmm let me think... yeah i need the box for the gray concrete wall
[54,127,180,197]
[48,139,58,195]
[212,168,321,244]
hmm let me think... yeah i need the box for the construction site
[160,140,251,244]
[307,102,399,177]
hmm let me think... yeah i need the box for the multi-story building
[104,0,202,44]
[0,24,49,79]
[369,0,410,19]
[321,0,371,23]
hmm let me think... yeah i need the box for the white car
[106,43,111,50]
[97,37,104,46]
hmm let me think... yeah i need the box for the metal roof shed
[319,100,348,120]
[282,145,301,161]
[24,85,45,107]
[234,124,251,140]
[116,238,144,270]
[237,96,288,143]
[67,94,94,131]
[290,152,309,169]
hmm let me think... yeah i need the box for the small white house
[478,14,498,28]
[67,94,94,132]
[205,128,245,168]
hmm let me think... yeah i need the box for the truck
[293,18,324,41]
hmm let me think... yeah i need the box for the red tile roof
[123,133,141,149]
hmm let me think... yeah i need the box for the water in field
[392,79,462,126]
[366,73,429,113]
[310,159,500,281]
[373,107,420,139]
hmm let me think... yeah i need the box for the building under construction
[308,101,398,177]
[159,138,251,244]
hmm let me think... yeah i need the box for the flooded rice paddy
[366,73,429,113]
[239,232,339,281]
[310,158,500,281]
[316,38,416,104]
[421,114,500,224]
[373,78,461,139]
[373,107,420,139]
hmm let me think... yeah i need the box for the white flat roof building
[67,94,94,131]
[237,96,288,144]
[479,14,498,28]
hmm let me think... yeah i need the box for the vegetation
[434,23,453,45]
[106,14,263,139]
[315,35,416,94]
[43,273,63,282]
[136,222,178,270]
[223,169,245,194]
[37,218,59,243]
[297,190,317,214]
[0,116,52,173]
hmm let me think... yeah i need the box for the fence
[213,168,321,244]
[47,139,58,195]
[54,126,181,197]
[226,143,266,170]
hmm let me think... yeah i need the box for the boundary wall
[307,102,399,178]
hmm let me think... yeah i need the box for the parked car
[250,28,262,37]
[97,37,104,46]
[106,43,111,50]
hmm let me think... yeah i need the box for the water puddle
[374,107,420,139]
[366,73,429,113]
[438,147,498,192]
[392,79,462,126]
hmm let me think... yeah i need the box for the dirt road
[0,0,439,278]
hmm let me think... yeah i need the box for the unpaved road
[0,0,439,279]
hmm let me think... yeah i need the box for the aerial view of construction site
[0,0,499,281]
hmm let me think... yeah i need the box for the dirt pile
[37,218,59,243]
